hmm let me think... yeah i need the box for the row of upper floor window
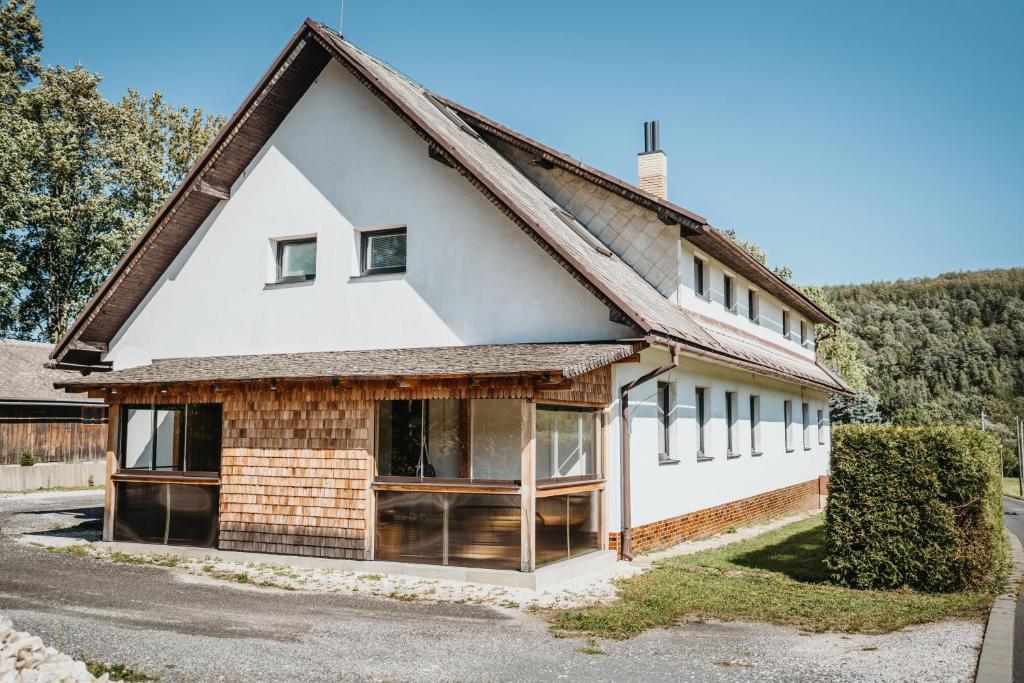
[268,227,407,285]
[691,253,813,349]
[656,382,826,464]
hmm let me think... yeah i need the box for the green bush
[826,424,1004,592]
[19,452,37,467]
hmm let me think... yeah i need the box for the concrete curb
[976,526,1024,683]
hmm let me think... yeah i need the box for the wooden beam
[196,179,231,201]
[102,403,118,542]
[520,400,536,573]
[72,340,108,353]
[531,153,555,170]
[599,407,610,550]
[428,143,455,168]
[533,376,574,392]
[535,481,605,497]
[458,399,472,478]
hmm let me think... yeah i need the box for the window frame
[784,400,794,452]
[117,403,223,476]
[782,310,791,340]
[802,402,812,450]
[657,381,676,464]
[749,395,762,455]
[536,404,601,485]
[695,387,710,461]
[723,274,735,312]
[360,227,407,276]
[275,237,317,283]
[748,288,759,323]
[725,391,738,457]
[693,256,708,298]
[799,319,807,346]
[817,408,826,445]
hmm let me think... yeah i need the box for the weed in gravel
[48,544,90,557]
[83,659,153,681]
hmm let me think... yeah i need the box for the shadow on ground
[18,506,102,541]
[730,525,829,583]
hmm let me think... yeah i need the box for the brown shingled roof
[54,343,641,389]
[48,20,851,396]
[0,339,101,403]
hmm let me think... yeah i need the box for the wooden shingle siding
[105,366,611,559]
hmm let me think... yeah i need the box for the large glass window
[119,404,222,474]
[536,406,598,483]
[376,399,520,481]
[535,490,600,567]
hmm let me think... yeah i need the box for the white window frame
[818,408,827,445]
[725,391,739,457]
[657,381,677,464]
[695,387,710,460]
[724,274,736,312]
[802,402,812,450]
[750,395,762,455]
[748,288,759,324]
[784,400,794,452]
[693,256,708,299]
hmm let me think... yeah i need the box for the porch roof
[54,342,640,390]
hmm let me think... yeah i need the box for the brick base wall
[610,478,823,554]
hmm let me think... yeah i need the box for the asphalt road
[1002,495,1024,683]
[0,491,981,682]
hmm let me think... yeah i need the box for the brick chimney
[637,120,667,199]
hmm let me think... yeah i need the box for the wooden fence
[0,421,107,464]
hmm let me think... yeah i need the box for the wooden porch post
[102,402,118,542]
[520,400,536,572]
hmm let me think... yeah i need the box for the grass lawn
[552,515,1001,639]
[1003,477,1024,500]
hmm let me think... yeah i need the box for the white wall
[677,240,816,359]
[106,61,629,366]
[605,346,830,531]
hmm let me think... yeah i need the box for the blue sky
[35,0,1022,286]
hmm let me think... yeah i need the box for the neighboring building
[49,21,851,574]
[0,339,106,465]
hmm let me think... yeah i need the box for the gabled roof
[49,20,851,396]
[54,343,640,390]
[0,339,100,403]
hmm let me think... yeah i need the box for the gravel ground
[0,490,984,682]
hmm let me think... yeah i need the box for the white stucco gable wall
[106,61,631,366]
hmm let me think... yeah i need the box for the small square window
[361,228,407,276]
[276,238,316,282]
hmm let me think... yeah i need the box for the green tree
[0,0,42,335]
[0,1,223,341]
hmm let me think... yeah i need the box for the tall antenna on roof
[339,0,345,35]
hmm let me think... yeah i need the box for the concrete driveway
[0,491,981,682]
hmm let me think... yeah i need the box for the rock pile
[0,616,117,682]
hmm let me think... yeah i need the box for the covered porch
[55,343,638,575]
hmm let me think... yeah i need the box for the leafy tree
[0,0,42,335]
[824,269,1024,452]
[0,1,223,341]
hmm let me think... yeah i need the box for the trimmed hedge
[826,424,1004,592]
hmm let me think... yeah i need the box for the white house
[50,20,850,578]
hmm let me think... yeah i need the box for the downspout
[618,344,679,560]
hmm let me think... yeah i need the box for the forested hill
[823,268,1024,446]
